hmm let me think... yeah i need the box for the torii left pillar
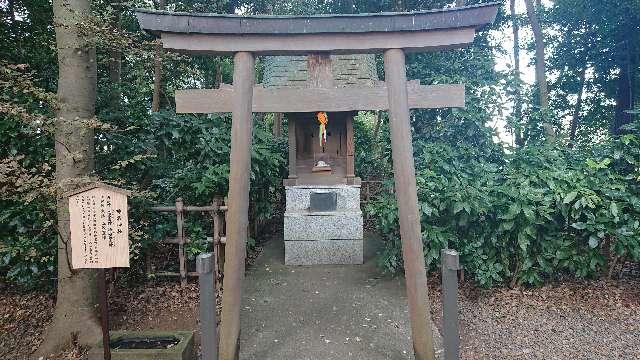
[219,51,255,360]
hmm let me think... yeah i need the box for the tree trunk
[35,0,101,357]
[393,0,405,12]
[272,112,283,137]
[569,65,587,144]
[510,0,524,146]
[108,1,122,112]
[524,0,555,142]
[7,0,15,22]
[372,110,383,154]
[151,0,166,112]
[611,42,635,136]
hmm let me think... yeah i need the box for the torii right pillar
[384,48,435,360]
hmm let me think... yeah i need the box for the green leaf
[453,202,464,215]
[563,191,578,204]
[518,232,530,252]
[500,203,521,220]
[610,202,619,218]
[524,226,536,238]
[588,236,599,248]
[523,207,535,220]
[571,222,587,230]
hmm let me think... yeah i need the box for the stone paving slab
[240,234,443,360]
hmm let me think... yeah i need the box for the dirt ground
[2,237,640,359]
[428,278,640,359]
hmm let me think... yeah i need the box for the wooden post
[307,53,334,88]
[287,116,297,182]
[97,269,111,360]
[273,112,283,137]
[346,114,355,182]
[197,253,218,360]
[211,196,223,293]
[384,48,435,360]
[176,197,186,287]
[219,51,255,360]
[441,249,461,360]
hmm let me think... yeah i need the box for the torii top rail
[136,4,497,360]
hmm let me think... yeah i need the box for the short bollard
[197,253,218,360]
[441,249,461,360]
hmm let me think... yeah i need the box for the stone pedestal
[284,185,363,265]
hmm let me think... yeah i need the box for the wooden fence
[149,197,227,287]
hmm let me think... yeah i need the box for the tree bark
[524,0,555,142]
[35,0,101,357]
[7,0,15,22]
[611,41,635,136]
[569,65,587,144]
[373,110,383,142]
[510,0,524,146]
[272,112,283,137]
[372,110,384,155]
[393,0,405,12]
[108,1,122,112]
[151,0,166,112]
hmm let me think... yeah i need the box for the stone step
[285,240,363,265]
[284,211,363,241]
[285,185,361,212]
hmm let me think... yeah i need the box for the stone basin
[89,330,194,360]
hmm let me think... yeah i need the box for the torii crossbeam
[136,3,498,360]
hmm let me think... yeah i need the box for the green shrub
[367,135,640,287]
[0,199,56,289]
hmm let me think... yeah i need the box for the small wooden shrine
[265,54,376,186]
[262,54,378,265]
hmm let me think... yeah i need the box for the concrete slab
[240,234,444,360]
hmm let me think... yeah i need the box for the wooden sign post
[67,183,131,360]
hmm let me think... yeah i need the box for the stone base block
[285,240,363,265]
[284,211,363,240]
[286,185,360,211]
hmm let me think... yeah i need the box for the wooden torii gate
[136,3,497,360]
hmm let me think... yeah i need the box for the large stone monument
[263,55,377,265]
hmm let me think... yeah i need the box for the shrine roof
[64,182,132,198]
[135,3,498,36]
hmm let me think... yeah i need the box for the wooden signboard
[68,183,131,269]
